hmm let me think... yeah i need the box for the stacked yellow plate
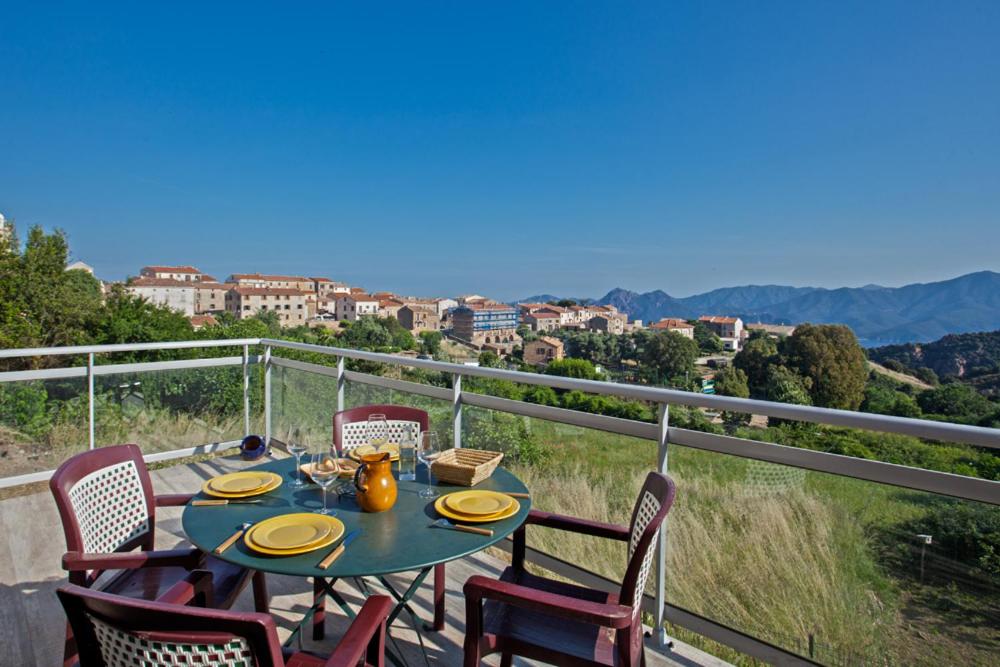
[202,471,282,499]
[348,443,400,461]
[434,490,520,524]
[244,513,345,555]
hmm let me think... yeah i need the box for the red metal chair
[324,405,446,636]
[50,444,269,666]
[57,578,393,667]
[332,404,429,455]
[463,471,677,667]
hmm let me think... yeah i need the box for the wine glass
[417,432,440,499]
[310,452,340,515]
[366,414,389,451]
[288,427,309,488]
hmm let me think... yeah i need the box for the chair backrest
[618,472,676,614]
[50,444,156,557]
[57,583,284,667]
[333,404,429,453]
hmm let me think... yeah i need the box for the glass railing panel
[270,365,337,448]
[666,441,1000,666]
[93,366,251,454]
[0,376,88,478]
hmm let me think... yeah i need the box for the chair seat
[100,555,253,610]
[483,567,621,666]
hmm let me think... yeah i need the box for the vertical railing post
[87,352,95,450]
[263,345,272,448]
[336,357,345,413]
[452,374,462,448]
[242,344,251,437]
[655,403,670,647]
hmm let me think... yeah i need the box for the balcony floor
[0,453,728,667]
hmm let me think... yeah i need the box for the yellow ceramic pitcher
[353,452,397,512]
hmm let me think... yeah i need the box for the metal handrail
[0,338,260,358]
[259,338,1000,450]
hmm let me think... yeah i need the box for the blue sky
[1,2,998,300]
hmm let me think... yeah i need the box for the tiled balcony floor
[0,453,728,667]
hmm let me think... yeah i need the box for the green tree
[917,383,995,423]
[478,350,502,368]
[641,331,698,385]
[0,226,104,364]
[692,321,724,353]
[93,285,195,358]
[733,336,779,397]
[714,366,750,399]
[765,365,813,406]
[339,317,393,350]
[555,299,577,308]
[781,323,867,410]
[544,358,601,380]
[418,330,443,356]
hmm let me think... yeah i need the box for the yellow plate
[444,490,514,516]
[246,513,334,550]
[202,472,282,498]
[245,514,345,555]
[434,495,520,523]
[348,443,400,462]
[208,471,275,493]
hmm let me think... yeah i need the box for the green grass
[508,418,1000,666]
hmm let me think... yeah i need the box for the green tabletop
[181,457,530,578]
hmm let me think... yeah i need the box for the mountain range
[519,270,1000,346]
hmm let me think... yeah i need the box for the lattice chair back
[57,584,284,667]
[333,404,429,454]
[617,472,676,659]
[50,445,156,575]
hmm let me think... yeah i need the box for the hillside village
[105,263,794,366]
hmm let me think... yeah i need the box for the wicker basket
[431,448,504,487]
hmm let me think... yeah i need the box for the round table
[182,456,530,657]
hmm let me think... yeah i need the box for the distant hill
[518,271,1000,345]
[869,330,1000,381]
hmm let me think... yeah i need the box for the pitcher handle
[353,461,368,493]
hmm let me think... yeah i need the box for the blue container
[240,435,267,460]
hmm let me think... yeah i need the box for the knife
[191,499,264,506]
[318,529,360,569]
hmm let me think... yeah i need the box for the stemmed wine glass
[366,414,389,451]
[310,452,340,515]
[417,432,440,499]
[288,427,309,488]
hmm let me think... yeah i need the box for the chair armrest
[525,509,630,541]
[156,493,195,507]
[155,569,214,607]
[62,547,205,572]
[323,595,393,667]
[464,575,633,629]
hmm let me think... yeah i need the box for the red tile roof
[229,273,312,282]
[651,318,693,330]
[141,265,202,274]
[699,315,740,324]
[466,303,516,311]
[230,286,313,297]
[189,315,218,328]
[129,277,194,288]
[339,293,379,302]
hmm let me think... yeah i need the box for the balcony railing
[1,337,998,666]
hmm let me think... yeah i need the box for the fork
[432,518,493,537]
